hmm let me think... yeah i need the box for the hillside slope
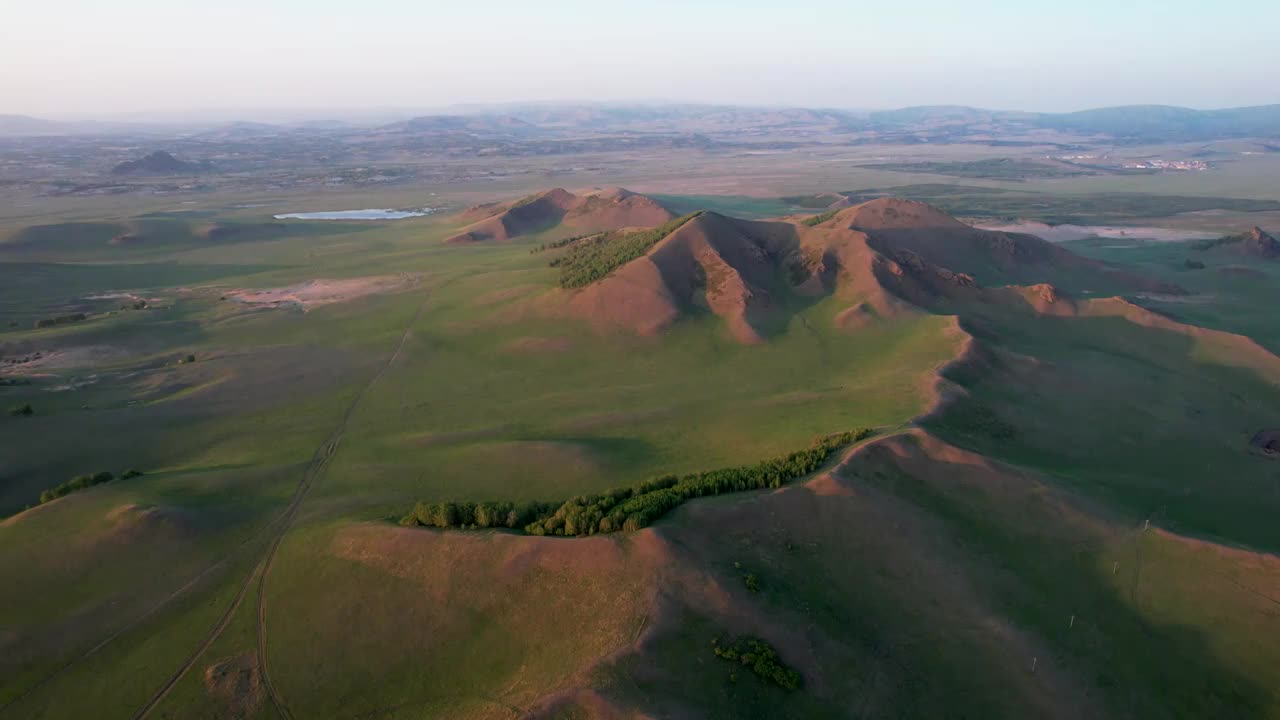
[555,197,1177,342]
[1195,227,1280,260]
[446,187,675,244]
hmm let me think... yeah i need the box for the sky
[3,0,1278,119]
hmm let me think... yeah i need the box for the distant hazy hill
[391,114,536,135]
[1194,226,1280,259]
[870,104,1280,141]
[0,114,65,136]
[6,103,1278,142]
[111,151,206,175]
[868,105,1036,126]
[1038,104,1280,140]
[447,187,675,244]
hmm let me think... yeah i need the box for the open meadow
[3,162,1280,718]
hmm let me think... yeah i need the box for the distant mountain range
[3,103,1278,142]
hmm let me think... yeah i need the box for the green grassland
[2,188,1280,719]
[0,199,960,718]
[859,158,1097,181]
[1064,235,1280,351]
[834,185,1280,224]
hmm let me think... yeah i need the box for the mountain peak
[111,150,203,176]
[838,198,969,232]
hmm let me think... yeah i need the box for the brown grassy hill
[1195,226,1280,260]
[316,426,1280,719]
[561,210,910,343]
[111,150,205,176]
[446,187,675,244]
[826,198,1182,295]
[555,197,1176,342]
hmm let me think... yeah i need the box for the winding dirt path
[0,519,278,718]
[128,295,429,720]
[256,297,428,720]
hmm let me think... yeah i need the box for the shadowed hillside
[1195,227,1280,260]
[551,197,1178,343]
[5,189,1280,720]
[446,187,675,244]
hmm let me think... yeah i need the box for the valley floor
[2,186,1279,719]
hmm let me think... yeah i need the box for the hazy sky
[4,0,1278,118]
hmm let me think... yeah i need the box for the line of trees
[399,500,558,530]
[34,312,87,329]
[553,212,703,288]
[801,209,839,227]
[712,636,802,690]
[530,232,600,254]
[399,428,874,537]
[38,468,143,505]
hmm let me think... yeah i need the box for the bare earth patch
[225,274,420,311]
[203,652,264,719]
[0,345,129,376]
[974,220,1218,244]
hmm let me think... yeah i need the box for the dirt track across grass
[127,291,431,720]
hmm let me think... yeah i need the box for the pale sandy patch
[226,274,420,311]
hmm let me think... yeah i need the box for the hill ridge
[554,194,1179,341]
[446,187,674,244]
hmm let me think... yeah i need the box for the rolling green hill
[2,191,1279,719]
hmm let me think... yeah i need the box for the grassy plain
[3,173,1280,718]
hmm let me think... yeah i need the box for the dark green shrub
[34,312,87,329]
[9,403,33,416]
[37,470,116,505]
[801,209,839,227]
[712,636,801,690]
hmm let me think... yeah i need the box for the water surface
[273,208,439,220]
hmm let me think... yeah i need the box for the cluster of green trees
[34,312,87,329]
[526,428,873,536]
[9,403,33,416]
[553,212,703,288]
[38,469,143,505]
[507,192,544,210]
[400,428,874,537]
[712,636,802,690]
[801,209,839,227]
[399,500,557,530]
[530,233,599,254]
